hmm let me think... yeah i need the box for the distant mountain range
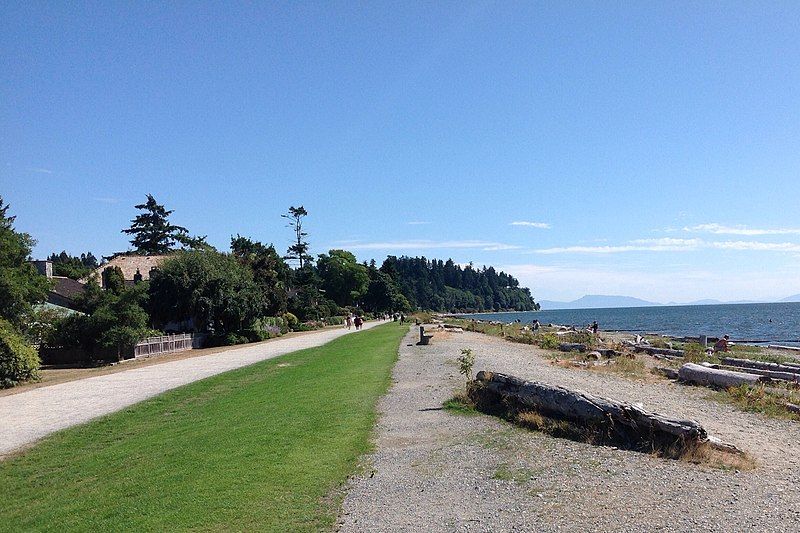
[538,295,659,310]
[538,294,800,310]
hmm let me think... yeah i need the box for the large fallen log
[678,362,764,388]
[558,343,587,353]
[634,345,685,358]
[702,362,800,383]
[720,357,800,375]
[469,370,739,455]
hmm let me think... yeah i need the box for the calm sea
[460,302,800,345]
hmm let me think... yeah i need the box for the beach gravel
[338,328,800,532]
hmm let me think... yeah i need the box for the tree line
[1,194,538,386]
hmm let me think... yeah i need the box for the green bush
[295,321,325,332]
[0,319,40,388]
[536,333,559,350]
[242,329,268,343]
[283,312,299,330]
[205,332,250,347]
[326,316,346,326]
[259,316,288,334]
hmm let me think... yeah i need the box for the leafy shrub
[557,331,593,345]
[283,312,299,329]
[326,316,346,326]
[457,348,475,384]
[242,328,269,342]
[205,332,250,347]
[536,333,559,350]
[294,321,325,332]
[0,319,40,388]
[259,316,288,334]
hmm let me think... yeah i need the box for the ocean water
[460,302,800,345]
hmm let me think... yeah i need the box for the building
[82,254,172,288]
[31,260,86,312]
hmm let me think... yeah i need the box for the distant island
[539,294,800,310]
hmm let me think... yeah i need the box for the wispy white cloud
[684,223,800,236]
[709,241,800,252]
[407,221,430,225]
[535,238,703,254]
[28,167,53,174]
[336,239,522,251]
[533,237,800,254]
[510,221,551,229]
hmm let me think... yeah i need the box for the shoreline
[445,303,800,347]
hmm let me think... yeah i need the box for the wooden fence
[133,333,204,358]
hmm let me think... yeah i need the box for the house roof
[83,254,172,283]
[51,276,86,300]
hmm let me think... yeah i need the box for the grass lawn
[0,322,406,532]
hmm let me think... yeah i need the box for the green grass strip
[0,322,406,532]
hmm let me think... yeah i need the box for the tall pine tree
[122,194,207,254]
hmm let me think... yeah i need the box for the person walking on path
[346,315,353,330]
[354,315,363,330]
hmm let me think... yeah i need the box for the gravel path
[339,328,800,532]
[0,321,381,458]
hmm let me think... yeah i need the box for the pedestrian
[354,315,363,330]
[591,321,598,335]
[345,315,353,330]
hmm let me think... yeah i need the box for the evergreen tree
[379,255,537,312]
[48,250,98,279]
[122,194,207,254]
[281,206,312,268]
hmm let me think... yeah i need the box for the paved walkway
[0,321,382,457]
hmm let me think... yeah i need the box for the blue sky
[3,2,799,303]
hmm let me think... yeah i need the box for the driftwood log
[678,362,763,388]
[558,343,587,353]
[702,362,800,384]
[634,345,685,358]
[469,371,740,453]
[720,357,800,375]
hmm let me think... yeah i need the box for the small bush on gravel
[0,319,40,388]
[536,333,559,350]
[457,348,475,384]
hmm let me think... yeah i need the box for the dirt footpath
[338,328,800,532]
